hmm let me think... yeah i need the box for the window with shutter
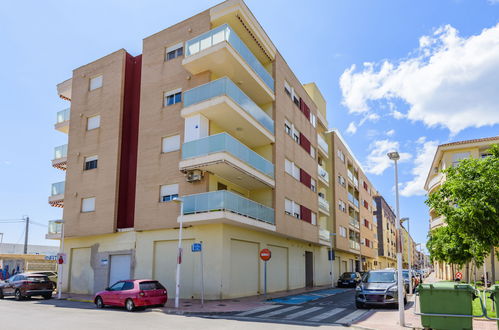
[162,135,180,153]
[89,75,103,91]
[81,197,96,212]
[87,115,101,130]
[160,184,179,202]
[84,155,98,170]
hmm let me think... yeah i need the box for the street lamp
[387,151,405,326]
[401,217,412,294]
[173,197,184,309]
[54,220,65,300]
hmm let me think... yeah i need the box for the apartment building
[49,0,336,298]
[324,130,378,280]
[401,226,416,269]
[424,136,499,281]
[373,195,397,269]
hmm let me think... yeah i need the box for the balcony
[349,216,360,229]
[317,134,328,157]
[55,108,70,133]
[180,133,275,189]
[179,190,275,232]
[430,216,445,229]
[349,240,360,250]
[348,193,359,208]
[317,164,329,185]
[183,24,274,104]
[427,173,443,193]
[46,220,62,240]
[182,77,274,147]
[57,78,72,101]
[49,181,65,208]
[318,196,330,215]
[52,144,68,170]
[319,228,331,242]
[347,170,359,187]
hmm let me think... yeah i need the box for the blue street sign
[191,243,202,252]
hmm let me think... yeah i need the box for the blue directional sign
[191,243,202,252]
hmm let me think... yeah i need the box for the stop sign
[260,249,271,261]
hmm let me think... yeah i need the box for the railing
[182,190,275,225]
[51,181,65,196]
[348,193,359,208]
[182,133,274,178]
[54,144,68,160]
[349,240,360,250]
[56,108,70,124]
[347,170,358,187]
[185,24,274,92]
[318,196,330,212]
[349,216,360,229]
[47,220,62,236]
[319,228,330,241]
[317,134,328,154]
[183,77,274,134]
[317,164,329,183]
[427,173,443,191]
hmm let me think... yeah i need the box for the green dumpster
[416,282,482,330]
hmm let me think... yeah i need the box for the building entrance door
[305,251,313,287]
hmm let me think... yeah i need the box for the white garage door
[230,240,259,297]
[109,254,131,286]
[267,245,288,292]
[153,239,194,298]
[70,247,93,294]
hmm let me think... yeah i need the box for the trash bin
[488,284,499,328]
[416,282,482,330]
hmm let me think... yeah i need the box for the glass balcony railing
[349,240,360,250]
[56,108,70,124]
[182,133,274,178]
[318,196,329,212]
[48,220,62,236]
[349,216,360,229]
[182,190,274,225]
[318,164,329,183]
[347,170,359,187]
[183,77,274,134]
[185,24,274,92]
[54,144,68,160]
[319,228,330,241]
[348,193,359,208]
[51,181,65,196]
[317,134,328,154]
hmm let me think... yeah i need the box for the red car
[94,280,167,312]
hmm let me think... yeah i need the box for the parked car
[355,270,407,309]
[94,280,167,312]
[26,271,58,289]
[337,272,362,288]
[0,273,54,300]
[402,270,417,293]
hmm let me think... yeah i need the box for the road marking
[306,307,345,322]
[335,309,368,324]
[284,307,323,319]
[258,305,301,318]
[236,304,282,316]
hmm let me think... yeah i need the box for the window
[363,200,369,209]
[292,163,300,180]
[89,75,103,91]
[84,155,98,170]
[293,202,301,219]
[292,126,300,143]
[481,153,492,158]
[166,43,183,61]
[284,80,291,97]
[87,115,101,130]
[285,158,293,175]
[363,181,368,191]
[109,281,125,291]
[310,146,316,159]
[338,200,346,212]
[164,89,182,106]
[452,152,470,167]
[121,281,134,291]
[311,178,316,192]
[162,135,180,153]
[285,198,293,215]
[310,113,317,127]
[365,238,371,248]
[338,175,346,187]
[160,184,179,202]
[284,119,292,136]
[291,87,299,107]
[81,197,96,212]
[337,149,345,162]
[364,219,370,228]
[311,212,317,225]
[339,226,347,237]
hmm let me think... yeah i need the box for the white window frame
[311,178,317,192]
[310,113,317,127]
[311,212,317,225]
[81,197,96,212]
[84,155,98,171]
[165,42,183,61]
[164,88,182,107]
[310,146,316,159]
[285,158,293,175]
[285,198,293,215]
[337,149,345,162]
[284,80,291,97]
[162,135,180,153]
[160,184,179,202]
[292,163,300,181]
[89,75,103,91]
[292,125,300,143]
[87,115,101,130]
[339,226,347,237]
[284,119,292,136]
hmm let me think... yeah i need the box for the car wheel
[95,296,104,309]
[404,295,407,305]
[15,289,23,301]
[125,299,135,312]
[0,289,4,299]
[356,302,364,309]
[43,293,52,300]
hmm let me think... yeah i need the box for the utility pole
[23,216,30,254]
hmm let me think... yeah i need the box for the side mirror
[105,287,110,291]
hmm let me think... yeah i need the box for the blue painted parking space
[268,288,348,305]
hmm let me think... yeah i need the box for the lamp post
[401,217,412,294]
[173,197,184,309]
[388,151,405,326]
[55,220,65,300]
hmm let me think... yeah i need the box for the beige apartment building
[324,130,378,280]
[424,136,499,281]
[48,0,340,298]
[373,195,397,269]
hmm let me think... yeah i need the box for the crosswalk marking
[283,307,323,320]
[258,305,301,318]
[335,309,367,324]
[236,304,282,316]
[306,307,345,322]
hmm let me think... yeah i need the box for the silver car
[355,270,407,309]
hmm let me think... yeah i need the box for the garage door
[70,247,93,294]
[267,245,288,292]
[153,239,194,298]
[109,254,131,286]
[230,240,259,297]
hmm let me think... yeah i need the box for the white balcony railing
[427,173,443,191]
[318,196,330,213]
[319,228,331,241]
[349,240,360,250]
[318,164,329,184]
[317,134,328,155]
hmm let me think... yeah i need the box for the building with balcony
[373,195,397,269]
[54,0,334,298]
[424,136,499,281]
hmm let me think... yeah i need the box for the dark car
[337,272,362,288]
[0,273,54,300]
[402,270,418,293]
[355,270,407,309]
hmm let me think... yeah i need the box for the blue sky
[1,1,498,251]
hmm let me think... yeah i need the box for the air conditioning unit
[186,170,203,182]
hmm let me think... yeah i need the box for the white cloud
[386,129,395,136]
[339,23,499,134]
[400,139,439,197]
[365,139,412,175]
[346,122,357,134]
[488,0,499,4]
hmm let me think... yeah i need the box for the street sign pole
[200,241,204,307]
[264,260,267,297]
[57,221,65,300]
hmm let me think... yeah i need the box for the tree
[426,144,499,281]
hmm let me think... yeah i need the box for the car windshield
[340,273,356,279]
[139,281,165,291]
[364,272,396,283]
[26,276,49,282]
